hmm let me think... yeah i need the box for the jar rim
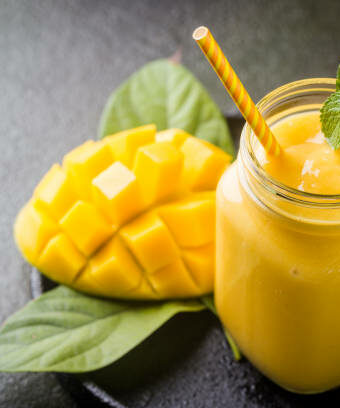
[241,77,340,208]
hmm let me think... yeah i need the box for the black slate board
[29,117,340,407]
[30,269,340,408]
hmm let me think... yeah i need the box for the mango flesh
[14,125,231,299]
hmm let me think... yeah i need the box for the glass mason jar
[215,78,340,394]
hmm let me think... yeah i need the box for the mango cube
[182,244,214,293]
[88,236,142,295]
[14,202,59,264]
[159,192,215,248]
[125,278,158,300]
[155,128,189,147]
[33,164,78,220]
[60,200,113,257]
[37,233,86,284]
[72,268,114,297]
[63,141,113,200]
[120,212,179,273]
[149,259,200,298]
[181,137,232,191]
[133,142,183,205]
[92,162,144,228]
[104,124,156,168]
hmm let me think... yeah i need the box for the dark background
[0,1,339,407]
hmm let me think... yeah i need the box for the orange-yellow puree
[216,111,340,393]
[264,112,340,195]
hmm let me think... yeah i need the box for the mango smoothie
[263,112,340,194]
[215,79,340,393]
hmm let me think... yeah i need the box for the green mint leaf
[320,64,340,149]
[0,286,205,373]
[201,295,242,361]
[98,59,235,157]
[320,91,340,149]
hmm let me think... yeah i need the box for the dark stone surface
[1,0,340,407]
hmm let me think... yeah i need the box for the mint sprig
[320,65,340,149]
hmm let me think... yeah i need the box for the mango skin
[14,125,231,299]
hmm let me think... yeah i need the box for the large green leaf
[3,60,235,375]
[0,286,205,372]
[99,59,234,156]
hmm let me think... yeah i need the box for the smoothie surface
[263,111,340,195]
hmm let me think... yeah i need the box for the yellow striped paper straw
[193,26,281,156]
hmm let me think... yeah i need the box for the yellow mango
[148,260,200,298]
[36,233,86,284]
[63,141,113,200]
[124,278,158,300]
[33,164,78,220]
[133,142,183,205]
[155,128,189,147]
[92,162,144,228]
[14,125,231,299]
[120,212,179,273]
[60,200,113,257]
[14,202,59,264]
[87,236,142,295]
[181,137,232,191]
[158,192,215,248]
[182,244,215,293]
[104,124,155,168]
[72,269,113,297]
